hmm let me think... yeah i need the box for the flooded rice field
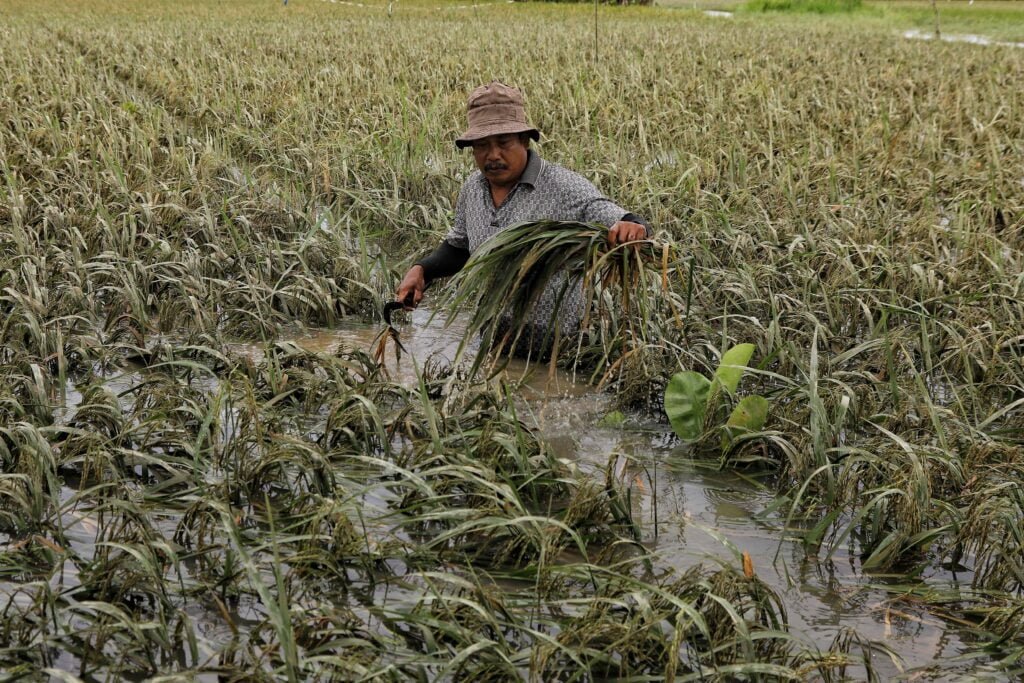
[22,304,999,679]
[118,306,998,680]
[3,0,1022,678]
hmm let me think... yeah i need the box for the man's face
[471,133,529,188]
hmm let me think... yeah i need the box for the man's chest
[463,185,569,251]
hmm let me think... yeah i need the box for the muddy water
[274,304,985,680]
[237,305,597,399]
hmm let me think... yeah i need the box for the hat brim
[455,124,540,149]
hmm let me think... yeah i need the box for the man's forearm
[414,240,470,283]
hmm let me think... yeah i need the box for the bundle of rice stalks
[443,220,663,376]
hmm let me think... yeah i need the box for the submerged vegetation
[1,0,1022,678]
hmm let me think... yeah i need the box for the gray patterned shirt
[444,150,643,336]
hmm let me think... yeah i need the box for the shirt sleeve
[414,240,470,282]
[566,172,651,236]
[443,182,470,251]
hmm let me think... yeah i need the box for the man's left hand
[608,220,647,246]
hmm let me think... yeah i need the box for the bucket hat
[455,81,540,149]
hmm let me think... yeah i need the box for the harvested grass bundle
[444,220,662,376]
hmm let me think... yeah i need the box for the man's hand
[396,265,427,310]
[608,220,647,246]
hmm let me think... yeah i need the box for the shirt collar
[518,149,542,187]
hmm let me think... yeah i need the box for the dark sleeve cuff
[621,212,652,237]
[414,239,470,283]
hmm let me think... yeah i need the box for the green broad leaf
[727,395,769,432]
[722,395,770,451]
[714,343,756,395]
[664,371,712,441]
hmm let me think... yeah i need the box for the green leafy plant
[664,343,769,452]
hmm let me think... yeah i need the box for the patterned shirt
[444,150,642,337]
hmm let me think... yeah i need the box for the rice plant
[1,0,1022,677]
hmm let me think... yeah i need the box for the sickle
[373,294,413,373]
[382,299,407,328]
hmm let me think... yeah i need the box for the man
[396,81,649,354]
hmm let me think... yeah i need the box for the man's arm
[416,240,471,280]
[396,240,470,309]
[563,170,650,245]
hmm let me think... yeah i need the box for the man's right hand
[396,265,427,310]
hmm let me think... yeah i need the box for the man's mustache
[484,163,508,172]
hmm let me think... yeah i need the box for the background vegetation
[0,0,1021,679]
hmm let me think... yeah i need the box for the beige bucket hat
[455,81,540,149]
